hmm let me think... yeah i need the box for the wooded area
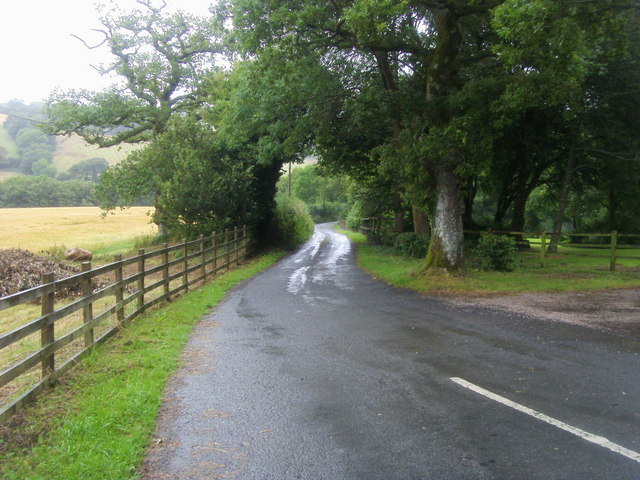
[0,227,247,423]
[2,0,636,270]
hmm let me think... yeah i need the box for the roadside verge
[0,252,283,480]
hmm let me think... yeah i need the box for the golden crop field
[0,206,157,253]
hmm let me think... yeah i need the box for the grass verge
[0,251,283,480]
[338,228,640,294]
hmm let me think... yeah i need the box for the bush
[269,197,315,250]
[393,232,429,258]
[345,202,363,231]
[379,228,398,247]
[472,233,516,271]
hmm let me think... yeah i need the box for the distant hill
[0,113,141,175]
[52,135,141,173]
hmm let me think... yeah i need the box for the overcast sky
[0,0,215,105]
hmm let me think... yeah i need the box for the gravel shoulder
[448,288,640,337]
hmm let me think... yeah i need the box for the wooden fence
[0,226,248,423]
[359,218,640,271]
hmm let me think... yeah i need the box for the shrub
[269,196,315,250]
[379,228,398,247]
[473,233,516,271]
[345,202,363,231]
[393,232,429,258]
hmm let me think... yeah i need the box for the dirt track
[451,289,640,337]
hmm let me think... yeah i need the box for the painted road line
[450,377,640,464]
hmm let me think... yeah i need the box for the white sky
[0,0,215,105]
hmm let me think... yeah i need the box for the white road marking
[450,377,640,464]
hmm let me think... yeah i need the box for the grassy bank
[339,229,640,294]
[0,251,283,480]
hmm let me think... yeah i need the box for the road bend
[142,222,640,480]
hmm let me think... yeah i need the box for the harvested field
[0,206,156,253]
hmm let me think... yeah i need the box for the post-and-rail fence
[0,226,248,424]
[359,217,640,271]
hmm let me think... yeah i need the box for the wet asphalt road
[142,223,640,479]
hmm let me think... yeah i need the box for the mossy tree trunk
[425,167,464,271]
[412,206,430,238]
[423,7,464,271]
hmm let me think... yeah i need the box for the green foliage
[63,158,108,182]
[95,116,267,239]
[345,201,365,231]
[30,159,56,177]
[269,196,314,250]
[0,101,46,140]
[15,128,56,174]
[472,233,516,272]
[276,164,350,223]
[44,3,221,148]
[0,176,96,207]
[0,145,9,168]
[393,232,429,259]
[220,0,639,272]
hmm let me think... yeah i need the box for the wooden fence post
[137,249,145,312]
[114,254,124,324]
[242,224,247,258]
[81,262,94,347]
[212,232,217,275]
[225,229,231,271]
[609,230,618,272]
[539,231,547,267]
[234,227,239,266]
[162,242,169,299]
[199,235,205,279]
[182,239,188,291]
[40,273,55,378]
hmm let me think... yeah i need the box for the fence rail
[359,217,640,271]
[0,226,248,423]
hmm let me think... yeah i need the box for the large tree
[44,0,221,235]
[219,0,506,270]
[220,0,638,270]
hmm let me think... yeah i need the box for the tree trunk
[462,179,477,229]
[425,168,464,271]
[153,201,169,238]
[509,188,531,248]
[393,208,404,233]
[548,145,577,253]
[423,7,464,271]
[412,206,430,238]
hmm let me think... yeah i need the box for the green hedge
[269,196,315,250]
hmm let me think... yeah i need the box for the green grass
[0,251,283,480]
[338,228,640,294]
[86,235,158,264]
